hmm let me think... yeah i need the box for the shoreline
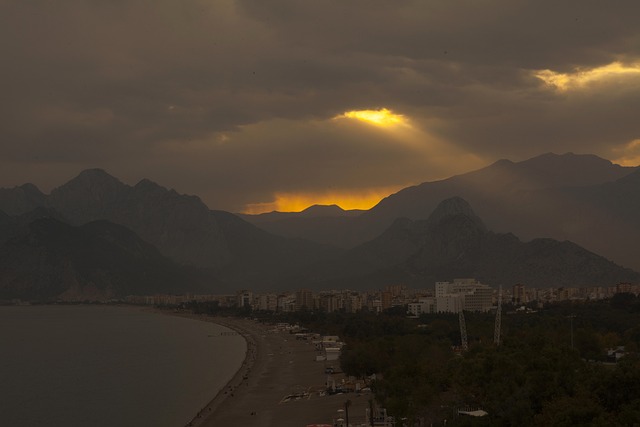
[183,316,258,427]
[150,311,258,427]
[169,311,374,427]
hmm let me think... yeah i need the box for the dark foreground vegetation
[185,294,640,426]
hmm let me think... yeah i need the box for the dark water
[0,305,246,427]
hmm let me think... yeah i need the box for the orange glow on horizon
[242,186,404,214]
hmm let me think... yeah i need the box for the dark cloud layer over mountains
[2,1,640,212]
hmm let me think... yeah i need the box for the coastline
[182,316,258,426]
[171,312,374,427]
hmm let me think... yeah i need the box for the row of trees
[339,298,640,426]
[182,295,640,425]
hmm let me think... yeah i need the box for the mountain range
[298,197,640,290]
[241,152,640,272]
[0,152,638,301]
[0,170,335,299]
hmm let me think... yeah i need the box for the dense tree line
[183,296,640,425]
[340,298,640,426]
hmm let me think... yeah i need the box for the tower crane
[494,285,502,346]
[459,310,468,352]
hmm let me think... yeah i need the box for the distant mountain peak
[522,152,613,167]
[303,204,343,212]
[48,169,128,222]
[538,151,565,158]
[0,182,48,216]
[300,204,346,217]
[134,178,165,192]
[56,169,125,192]
[18,183,44,195]
[76,168,117,180]
[427,197,486,229]
[429,196,474,217]
[491,158,515,167]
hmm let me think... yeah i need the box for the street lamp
[345,399,351,426]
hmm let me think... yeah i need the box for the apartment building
[435,279,493,313]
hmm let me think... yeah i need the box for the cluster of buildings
[407,278,493,316]
[126,284,407,313]
[124,280,640,314]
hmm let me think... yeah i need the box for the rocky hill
[0,183,47,216]
[0,170,333,287]
[46,169,232,268]
[300,197,640,290]
[0,215,206,301]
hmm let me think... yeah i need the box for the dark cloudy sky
[2,0,640,213]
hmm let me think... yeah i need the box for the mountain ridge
[0,171,335,294]
[0,215,206,301]
[241,152,640,270]
[301,197,640,290]
[0,152,638,298]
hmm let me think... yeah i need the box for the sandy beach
[180,315,374,427]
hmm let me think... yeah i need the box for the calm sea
[0,305,246,427]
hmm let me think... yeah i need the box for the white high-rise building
[408,297,436,316]
[435,279,493,313]
[436,294,465,313]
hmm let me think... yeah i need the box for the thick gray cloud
[1,0,639,212]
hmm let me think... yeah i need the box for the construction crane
[459,310,468,352]
[458,285,502,352]
[494,285,502,346]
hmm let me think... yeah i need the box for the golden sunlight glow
[242,186,404,214]
[336,108,409,127]
[612,139,640,167]
[535,62,640,91]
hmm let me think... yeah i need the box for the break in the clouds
[1,0,640,212]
